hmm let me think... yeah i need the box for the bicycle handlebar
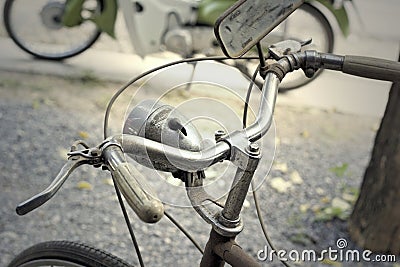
[114,51,399,174]
[16,50,399,223]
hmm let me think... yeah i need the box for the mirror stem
[256,42,268,79]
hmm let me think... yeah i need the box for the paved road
[0,70,385,267]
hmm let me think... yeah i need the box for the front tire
[3,0,103,60]
[8,241,133,267]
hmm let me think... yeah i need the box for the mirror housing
[214,0,304,58]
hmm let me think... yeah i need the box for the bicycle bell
[123,99,203,173]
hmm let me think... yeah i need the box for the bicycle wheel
[4,0,103,60]
[8,241,133,267]
[241,3,334,91]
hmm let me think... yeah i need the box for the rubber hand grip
[342,55,400,81]
[111,162,164,223]
[103,144,164,223]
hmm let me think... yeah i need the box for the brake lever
[16,144,102,216]
[269,40,301,60]
[269,39,312,60]
[16,159,84,215]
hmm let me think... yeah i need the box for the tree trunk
[348,60,400,254]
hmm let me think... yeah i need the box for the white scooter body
[119,0,200,57]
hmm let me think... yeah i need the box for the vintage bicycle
[8,0,399,266]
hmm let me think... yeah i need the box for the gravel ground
[0,70,398,267]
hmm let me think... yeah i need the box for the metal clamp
[184,171,244,237]
[185,131,261,237]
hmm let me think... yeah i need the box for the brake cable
[102,55,263,266]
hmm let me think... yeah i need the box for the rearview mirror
[214,0,304,58]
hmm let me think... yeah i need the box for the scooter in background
[3,0,356,89]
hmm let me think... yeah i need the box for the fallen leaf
[78,131,90,139]
[329,163,349,178]
[77,181,93,190]
[299,204,310,213]
[270,177,292,193]
[273,162,288,173]
[300,130,310,138]
[312,205,321,213]
[331,197,351,212]
[370,123,380,132]
[243,199,251,208]
[275,137,281,147]
[289,232,314,246]
[290,171,303,184]
[321,258,342,266]
[316,187,325,195]
[342,192,357,203]
[321,196,330,204]
[58,147,69,160]
[32,99,41,109]
[102,178,114,186]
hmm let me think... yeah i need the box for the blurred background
[0,0,398,116]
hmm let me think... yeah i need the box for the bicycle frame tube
[201,229,261,267]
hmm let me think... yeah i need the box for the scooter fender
[62,0,85,27]
[91,0,118,38]
[62,0,118,38]
[197,0,236,26]
[310,0,350,37]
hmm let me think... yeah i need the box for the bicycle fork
[202,145,261,267]
[185,131,262,267]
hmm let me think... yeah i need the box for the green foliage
[329,163,348,178]
[78,70,102,84]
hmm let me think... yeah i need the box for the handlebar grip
[342,55,400,81]
[103,145,164,223]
